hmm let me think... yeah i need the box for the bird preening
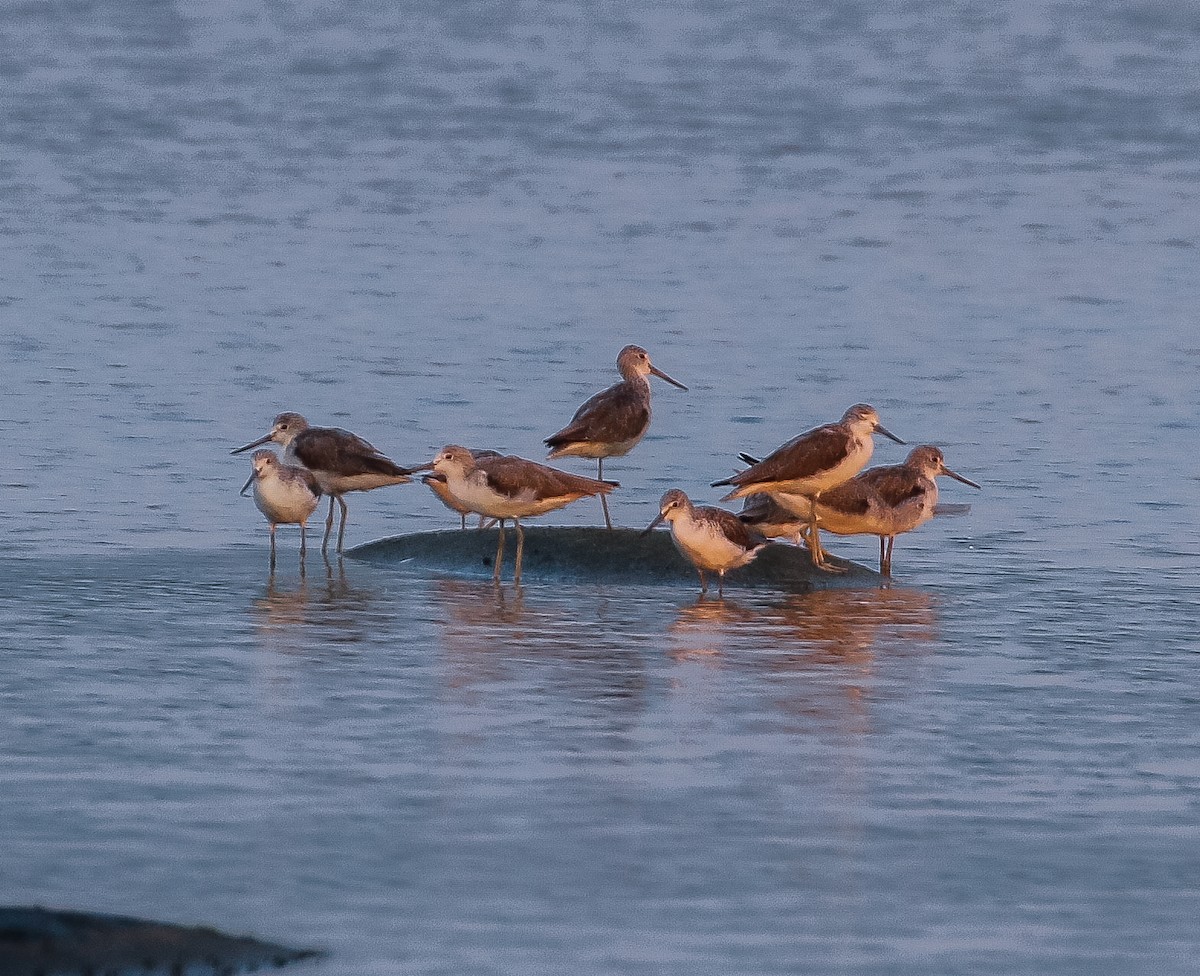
[232,350,978,588]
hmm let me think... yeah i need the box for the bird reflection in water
[666,596,759,665]
[666,587,938,727]
[765,588,937,665]
[430,578,649,714]
[251,555,381,648]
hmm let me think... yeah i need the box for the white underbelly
[672,519,757,572]
[254,480,320,525]
[449,478,567,520]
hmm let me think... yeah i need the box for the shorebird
[240,449,323,569]
[643,489,768,596]
[815,445,980,576]
[713,403,904,571]
[737,492,808,546]
[545,344,687,530]
[231,412,415,554]
[422,449,501,529]
[426,445,618,584]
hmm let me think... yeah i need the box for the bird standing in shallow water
[425,445,618,584]
[545,344,687,530]
[232,412,415,554]
[713,403,904,572]
[240,449,322,569]
[643,489,767,596]
[815,444,980,576]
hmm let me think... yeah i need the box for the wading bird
[713,404,903,571]
[240,449,322,569]
[545,345,686,529]
[425,445,618,584]
[232,412,415,554]
[815,444,980,576]
[643,488,767,596]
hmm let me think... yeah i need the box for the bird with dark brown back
[545,345,686,529]
[232,412,415,554]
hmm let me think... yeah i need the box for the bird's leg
[698,569,708,594]
[806,496,827,566]
[598,458,613,530]
[300,522,307,558]
[513,520,525,585]
[600,494,613,531]
[718,571,725,597]
[336,495,349,553]
[460,513,467,531]
[269,524,277,572]
[883,537,895,577]
[878,536,886,574]
[322,496,336,554]
[493,519,506,582]
[808,496,846,574]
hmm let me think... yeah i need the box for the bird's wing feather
[482,456,616,498]
[722,425,848,486]
[545,383,649,447]
[293,428,411,478]
[299,467,324,498]
[708,507,767,548]
[858,466,923,506]
[816,479,876,515]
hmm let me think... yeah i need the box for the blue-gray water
[3,1,1199,973]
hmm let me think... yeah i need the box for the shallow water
[3,1,1199,973]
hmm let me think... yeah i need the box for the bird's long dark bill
[640,512,667,537]
[944,467,982,489]
[406,461,436,473]
[876,424,905,445]
[421,472,448,485]
[230,433,273,455]
[239,473,255,496]
[650,365,688,390]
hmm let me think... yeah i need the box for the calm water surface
[2,1,1199,973]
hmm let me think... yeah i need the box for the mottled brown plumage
[479,455,617,505]
[546,389,649,452]
[814,445,980,576]
[239,449,323,569]
[231,411,415,553]
[430,445,619,583]
[737,493,807,543]
[714,404,904,572]
[545,344,686,529]
[714,404,901,499]
[288,426,411,481]
[643,488,767,596]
